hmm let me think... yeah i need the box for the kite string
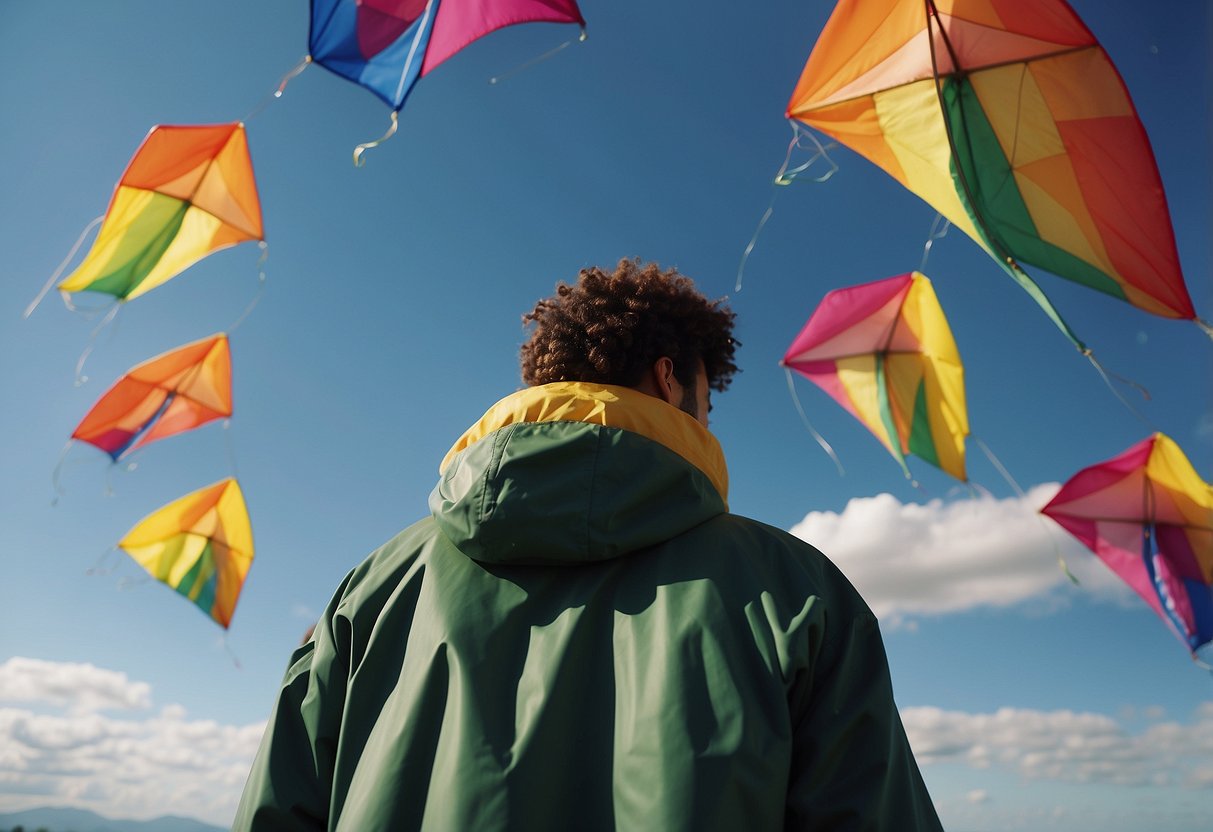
[24,215,104,319]
[736,123,839,292]
[222,634,244,670]
[1195,317,1213,340]
[784,367,846,477]
[919,213,951,272]
[74,303,121,386]
[85,545,122,577]
[490,27,587,85]
[224,419,241,480]
[1084,351,1154,429]
[972,434,1079,585]
[245,55,312,122]
[353,111,399,167]
[229,242,269,333]
[1194,644,1213,673]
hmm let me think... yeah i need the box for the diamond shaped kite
[118,478,254,629]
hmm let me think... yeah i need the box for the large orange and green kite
[787,0,1204,345]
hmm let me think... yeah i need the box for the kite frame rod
[921,0,1086,351]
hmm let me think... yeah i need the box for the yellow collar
[441,382,729,504]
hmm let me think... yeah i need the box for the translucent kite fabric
[71,334,232,461]
[118,478,254,629]
[1042,434,1213,657]
[787,0,1195,321]
[783,271,968,480]
[58,123,264,302]
[309,0,585,110]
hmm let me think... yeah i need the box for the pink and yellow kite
[783,271,968,481]
[1042,434,1213,660]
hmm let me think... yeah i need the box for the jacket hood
[429,382,729,566]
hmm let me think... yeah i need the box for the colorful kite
[1042,434,1213,660]
[308,0,586,111]
[57,123,264,303]
[71,334,232,461]
[782,271,968,481]
[118,478,254,629]
[787,0,1203,345]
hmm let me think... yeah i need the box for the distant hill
[0,806,225,832]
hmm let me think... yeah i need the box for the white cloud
[902,704,1213,790]
[0,659,264,827]
[0,658,151,714]
[790,484,1133,624]
[1195,410,1213,442]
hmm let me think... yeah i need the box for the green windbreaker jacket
[234,382,942,831]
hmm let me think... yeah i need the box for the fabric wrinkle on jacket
[234,381,943,832]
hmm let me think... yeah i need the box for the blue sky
[1,1,1210,829]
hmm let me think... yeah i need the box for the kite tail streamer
[974,435,1079,585]
[736,124,839,291]
[245,55,311,121]
[353,111,399,167]
[784,367,845,477]
[51,441,74,503]
[776,123,839,186]
[24,216,104,318]
[1085,351,1154,430]
[1195,317,1213,340]
[74,303,121,386]
[919,213,951,272]
[489,27,586,85]
[736,203,776,293]
[229,242,269,333]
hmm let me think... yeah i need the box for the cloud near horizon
[1,658,1210,828]
[0,657,263,826]
[789,483,1135,625]
[904,702,1213,790]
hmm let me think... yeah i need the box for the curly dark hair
[520,259,739,392]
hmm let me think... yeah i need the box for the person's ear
[649,356,679,406]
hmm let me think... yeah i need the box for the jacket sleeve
[784,605,943,831]
[232,576,354,831]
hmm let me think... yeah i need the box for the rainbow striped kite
[118,478,254,629]
[58,123,263,303]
